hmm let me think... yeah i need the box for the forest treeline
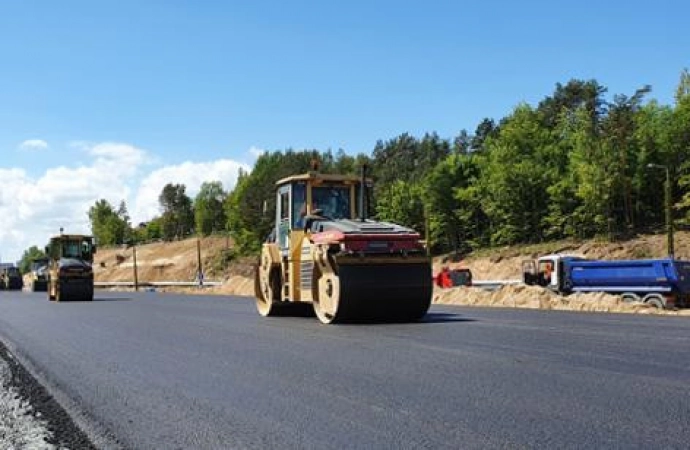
[73,71,690,261]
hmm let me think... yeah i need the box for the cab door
[537,258,559,289]
[276,184,291,255]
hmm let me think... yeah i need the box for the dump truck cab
[256,167,433,324]
[522,254,586,291]
[45,234,96,301]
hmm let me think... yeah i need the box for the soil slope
[94,236,256,296]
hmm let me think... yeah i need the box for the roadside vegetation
[19,70,690,263]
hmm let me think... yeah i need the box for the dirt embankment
[449,232,690,281]
[94,236,256,296]
[94,232,690,316]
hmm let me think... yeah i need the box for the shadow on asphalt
[92,297,133,302]
[421,312,475,323]
[333,312,475,325]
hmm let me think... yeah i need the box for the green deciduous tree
[88,199,130,246]
[18,245,47,274]
[159,184,194,241]
[194,181,227,236]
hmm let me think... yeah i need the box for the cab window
[292,182,306,229]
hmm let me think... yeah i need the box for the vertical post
[197,237,203,287]
[132,245,139,291]
[666,168,674,259]
[424,203,430,257]
[359,164,367,222]
[648,163,675,259]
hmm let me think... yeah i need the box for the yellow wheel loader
[45,234,96,301]
[255,166,432,324]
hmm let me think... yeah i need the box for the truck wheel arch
[643,293,666,309]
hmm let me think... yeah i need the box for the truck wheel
[621,293,641,303]
[643,294,665,309]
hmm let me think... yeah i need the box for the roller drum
[315,260,432,323]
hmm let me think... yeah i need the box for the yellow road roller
[255,166,432,324]
[46,233,96,301]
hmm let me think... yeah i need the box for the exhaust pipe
[359,164,368,222]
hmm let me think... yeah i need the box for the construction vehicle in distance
[522,254,690,309]
[0,265,24,290]
[45,233,96,301]
[255,165,433,324]
[28,257,50,292]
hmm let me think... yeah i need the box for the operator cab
[273,172,368,254]
[46,235,97,263]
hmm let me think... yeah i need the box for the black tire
[643,294,665,309]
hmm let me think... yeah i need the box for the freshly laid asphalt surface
[0,290,689,449]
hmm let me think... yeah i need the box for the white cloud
[0,142,147,263]
[132,159,250,224]
[248,146,266,158]
[0,142,249,263]
[18,139,48,151]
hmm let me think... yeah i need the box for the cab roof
[276,171,370,186]
[49,234,93,240]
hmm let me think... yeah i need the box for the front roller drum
[55,280,94,302]
[313,262,432,324]
[255,259,282,317]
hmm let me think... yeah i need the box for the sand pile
[203,275,254,296]
[433,284,690,316]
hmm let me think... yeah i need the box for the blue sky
[0,0,688,261]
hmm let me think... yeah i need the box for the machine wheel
[256,266,282,317]
[312,264,341,324]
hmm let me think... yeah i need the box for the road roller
[46,233,96,301]
[28,257,50,292]
[255,166,432,324]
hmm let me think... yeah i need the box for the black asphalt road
[0,290,689,449]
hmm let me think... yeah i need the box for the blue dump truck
[522,254,690,309]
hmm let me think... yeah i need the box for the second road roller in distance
[46,233,96,301]
[255,166,432,324]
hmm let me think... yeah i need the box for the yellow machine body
[46,234,96,302]
[255,170,432,324]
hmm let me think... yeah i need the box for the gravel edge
[0,341,98,449]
